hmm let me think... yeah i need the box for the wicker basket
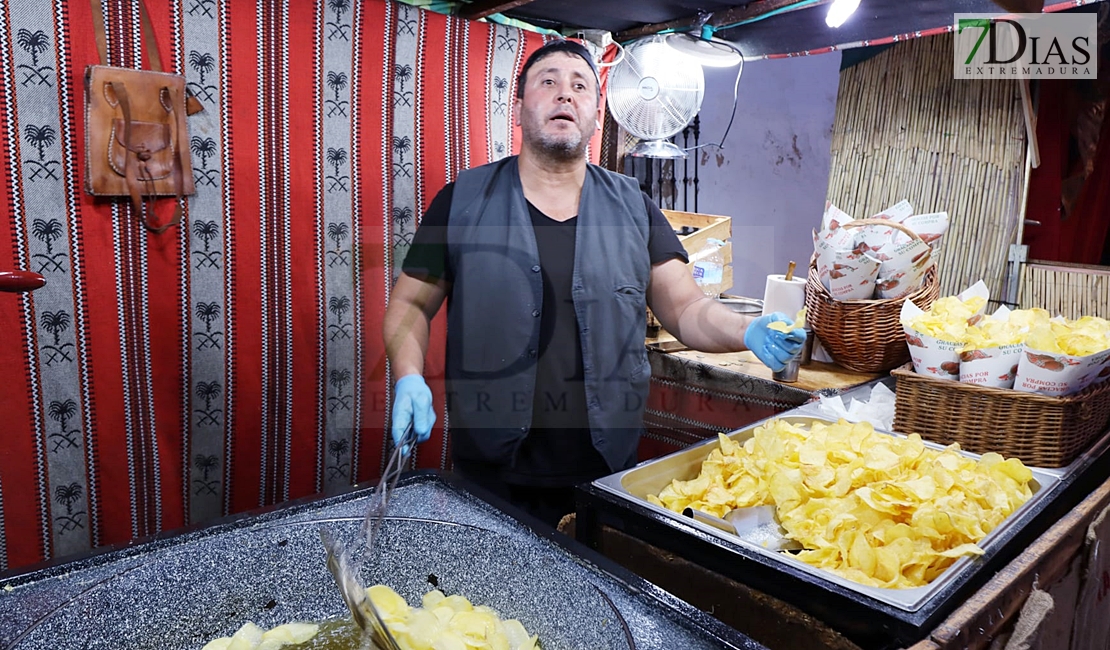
[892,363,1110,467]
[805,220,940,373]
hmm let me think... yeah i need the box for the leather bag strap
[90,0,163,71]
[90,1,200,114]
[112,80,181,234]
[90,0,108,66]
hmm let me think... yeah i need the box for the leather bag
[84,0,197,233]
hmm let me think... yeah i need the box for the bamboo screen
[1020,262,1110,320]
[827,33,1028,298]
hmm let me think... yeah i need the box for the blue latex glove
[391,375,435,453]
[744,312,808,372]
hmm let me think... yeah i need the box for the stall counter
[640,334,883,460]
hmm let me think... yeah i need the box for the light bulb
[825,0,861,28]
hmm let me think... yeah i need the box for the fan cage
[606,38,704,142]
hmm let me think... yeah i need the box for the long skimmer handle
[361,423,416,550]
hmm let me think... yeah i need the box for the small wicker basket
[804,220,940,374]
[892,363,1110,467]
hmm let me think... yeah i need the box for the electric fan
[605,35,705,159]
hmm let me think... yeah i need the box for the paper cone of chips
[900,281,990,380]
[1014,316,1110,396]
[957,307,1030,388]
[822,201,855,232]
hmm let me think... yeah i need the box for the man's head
[516,39,600,100]
[514,39,603,163]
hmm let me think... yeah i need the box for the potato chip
[768,308,807,333]
[366,586,540,650]
[961,308,1052,351]
[907,295,986,341]
[1025,316,1110,357]
[649,418,1034,589]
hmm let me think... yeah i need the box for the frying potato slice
[202,621,319,650]
[368,586,539,650]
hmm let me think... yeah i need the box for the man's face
[514,51,602,162]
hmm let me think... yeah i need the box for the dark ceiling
[458,0,1103,58]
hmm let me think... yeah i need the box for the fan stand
[628,140,687,159]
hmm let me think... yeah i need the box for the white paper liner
[828,250,880,300]
[870,199,914,222]
[958,343,1024,388]
[1014,346,1110,396]
[876,240,932,300]
[822,201,855,231]
[900,212,950,249]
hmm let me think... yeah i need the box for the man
[382,39,805,526]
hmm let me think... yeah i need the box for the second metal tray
[593,414,1062,612]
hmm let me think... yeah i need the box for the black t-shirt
[402,182,688,486]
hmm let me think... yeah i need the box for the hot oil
[289,618,364,649]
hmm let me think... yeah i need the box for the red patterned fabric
[0,0,604,573]
[640,378,793,461]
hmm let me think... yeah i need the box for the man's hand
[391,375,435,452]
[744,313,807,372]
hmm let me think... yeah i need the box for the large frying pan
[0,472,766,650]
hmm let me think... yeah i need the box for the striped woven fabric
[0,0,604,573]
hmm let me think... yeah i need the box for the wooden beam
[615,0,831,43]
[458,0,538,22]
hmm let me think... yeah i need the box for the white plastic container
[691,238,727,299]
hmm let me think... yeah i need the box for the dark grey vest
[445,156,651,472]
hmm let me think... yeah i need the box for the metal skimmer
[321,424,416,650]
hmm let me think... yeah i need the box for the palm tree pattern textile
[0,0,602,573]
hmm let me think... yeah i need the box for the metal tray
[593,414,1062,613]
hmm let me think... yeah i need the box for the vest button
[531,309,540,318]
[528,348,537,358]
[520,426,528,432]
[531,265,541,273]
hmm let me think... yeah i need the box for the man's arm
[382,272,450,376]
[646,258,755,353]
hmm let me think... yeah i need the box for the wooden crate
[661,209,733,291]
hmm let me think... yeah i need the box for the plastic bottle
[691,238,726,299]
